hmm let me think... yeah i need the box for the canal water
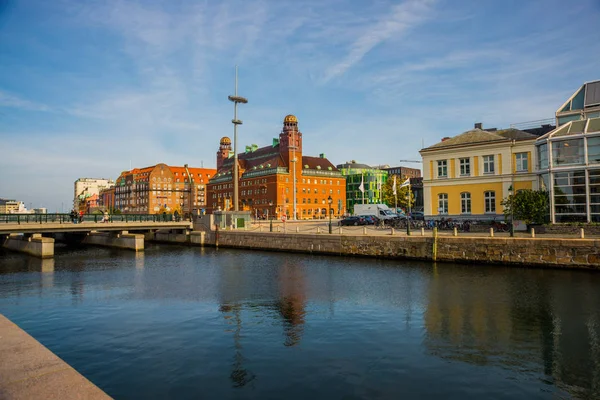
[1,245,599,399]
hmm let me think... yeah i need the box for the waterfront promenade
[0,315,110,400]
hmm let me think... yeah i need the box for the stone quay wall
[209,231,600,269]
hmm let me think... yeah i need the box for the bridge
[1,214,197,259]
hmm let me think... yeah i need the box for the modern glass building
[536,80,600,222]
[336,161,388,214]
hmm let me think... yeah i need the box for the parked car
[358,215,378,225]
[340,216,366,226]
[410,211,424,220]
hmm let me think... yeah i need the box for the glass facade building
[336,162,388,214]
[537,118,600,222]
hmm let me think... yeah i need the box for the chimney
[319,153,325,159]
[441,137,451,142]
[474,122,482,129]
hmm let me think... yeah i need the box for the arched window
[461,192,471,214]
[438,194,448,214]
[484,191,496,213]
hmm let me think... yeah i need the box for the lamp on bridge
[328,195,333,234]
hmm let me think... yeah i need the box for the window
[515,153,528,172]
[483,155,495,174]
[438,193,448,214]
[459,158,470,176]
[552,139,584,166]
[461,192,471,214]
[484,191,496,213]
[437,160,448,178]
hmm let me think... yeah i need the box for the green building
[337,161,388,214]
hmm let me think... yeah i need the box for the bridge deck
[0,221,192,235]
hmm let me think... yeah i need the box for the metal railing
[0,213,180,225]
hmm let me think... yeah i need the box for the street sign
[281,214,287,222]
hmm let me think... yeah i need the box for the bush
[501,190,549,225]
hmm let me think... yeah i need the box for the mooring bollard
[317,227,321,234]
[421,227,425,236]
[391,228,394,235]
[453,227,458,237]
[296,226,299,233]
[531,228,535,238]
[490,228,494,237]
[339,226,343,234]
[363,227,367,235]
[581,228,585,239]
[277,226,281,232]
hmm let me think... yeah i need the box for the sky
[1,0,599,211]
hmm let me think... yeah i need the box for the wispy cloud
[0,90,51,112]
[322,0,437,82]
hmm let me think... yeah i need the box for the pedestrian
[79,210,84,223]
[102,211,109,223]
[70,209,77,224]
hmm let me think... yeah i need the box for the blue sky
[1,0,599,211]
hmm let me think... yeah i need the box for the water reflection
[276,262,306,347]
[424,266,600,398]
[3,247,600,398]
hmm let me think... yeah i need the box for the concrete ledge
[0,314,111,399]
[3,234,54,258]
[83,232,144,251]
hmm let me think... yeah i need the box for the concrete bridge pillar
[2,233,55,258]
[83,231,144,251]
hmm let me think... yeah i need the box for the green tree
[501,189,549,225]
[381,175,414,212]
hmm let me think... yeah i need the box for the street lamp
[406,193,411,236]
[269,200,273,232]
[328,195,333,234]
[508,185,514,237]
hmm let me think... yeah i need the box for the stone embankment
[210,230,600,269]
[0,315,110,400]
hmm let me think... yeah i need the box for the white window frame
[460,192,471,214]
[484,191,496,213]
[437,160,448,178]
[483,155,495,174]
[438,193,448,214]
[515,152,528,172]
[459,158,470,176]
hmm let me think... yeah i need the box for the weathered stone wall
[535,224,600,235]
[209,231,600,269]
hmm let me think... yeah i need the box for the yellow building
[420,124,539,220]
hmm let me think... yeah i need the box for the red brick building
[208,115,346,219]
[114,164,216,215]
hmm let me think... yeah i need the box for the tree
[501,189,549,225]
[381,175,414,211]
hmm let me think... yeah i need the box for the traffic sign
[281,214,287,222]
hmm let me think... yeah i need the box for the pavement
[247,219,599,239]
[0,315,111,400]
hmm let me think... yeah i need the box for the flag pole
[394,175,397,212]
[362,173,365,204]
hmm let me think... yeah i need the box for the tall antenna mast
[228,66,248,212]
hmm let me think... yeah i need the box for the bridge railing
[0,213,179,225]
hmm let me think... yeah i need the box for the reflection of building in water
[217,259,308,387]
[424,268,600,397]
[276,264,307,347]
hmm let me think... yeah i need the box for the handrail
[0,213,181,225]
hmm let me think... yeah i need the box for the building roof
[303,156,337,170]
[336,161,373,170]
[421,128,537,152]
[536,117,600,141]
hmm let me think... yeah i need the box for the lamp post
[269,200,273,232]
[406,191,411,236]
[508,185,514,237]
[328,195,333,234]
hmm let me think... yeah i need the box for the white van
[354,204,398,220]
